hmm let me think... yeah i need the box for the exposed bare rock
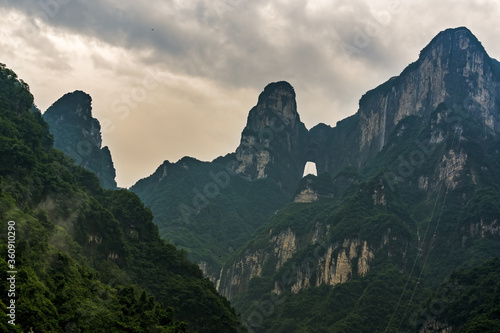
[439,150,467,189]
[271,228,297,270]
[294,187,319,203]
[234,81,309,187]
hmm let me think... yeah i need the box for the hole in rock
[302,161,317,177]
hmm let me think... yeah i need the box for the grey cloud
[3,0,500,186]
[5,0,500,97]
[0,0,412,103]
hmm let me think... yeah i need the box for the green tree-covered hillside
[0,63,245,332]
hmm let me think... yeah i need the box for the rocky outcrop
[469,218,500,237]
[234,81,309,189]
[217,228,300,298]
[217,227,301,299]
[294,187,319,203]
[372,183,386,206]
[439,149,467,189]
[359,27,500,153]
[294,176,320,203]
[43,91,117,189]
[217,220,376,298]
[289,239,374,294]
[293,173,335,203]
[271,228,297,270]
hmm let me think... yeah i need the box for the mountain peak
[433,26,473,39]
[418,26,487,61]
[250,80,300,129]
[43,91,117,189]
[259,81,295,100]
[233,81,308,184]
[47,90,93,120]
[44,90,100,145]
[312,27,500,183]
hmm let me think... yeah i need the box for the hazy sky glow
[1,0,499,187]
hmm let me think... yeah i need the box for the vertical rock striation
[234,81,309,190]
[309,27,500,177]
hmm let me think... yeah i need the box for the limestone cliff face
[234,81,309,189]
[217,249,268,299]
[217,220,377,299]
[288,239,374,294]
[309,27,500,177]
[358,27,500,156]
[217,227,302,299]
[271,228,298,270]
[43,91,117,189]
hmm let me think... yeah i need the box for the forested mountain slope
[0,63,245,332]
[43,90,117,189]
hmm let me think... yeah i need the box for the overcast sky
[1,0,499,187]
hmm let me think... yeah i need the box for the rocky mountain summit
[234,81,309,187]
[43,90,117,189]
[309,27,500,177]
